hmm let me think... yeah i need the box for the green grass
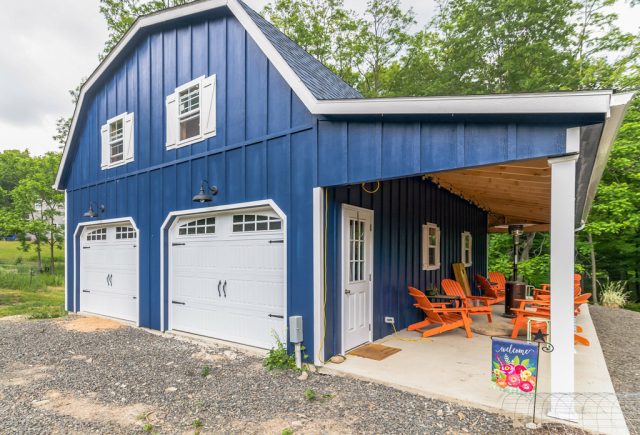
[0,287,65,319]
[0,241,64,291]
[625,303,640,313]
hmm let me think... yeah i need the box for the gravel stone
[0,316,581,434]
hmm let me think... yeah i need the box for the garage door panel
[169,210,286,349]
[80,224,138,323]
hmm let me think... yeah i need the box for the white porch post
[312,187,325,366]
[548,153,579,420]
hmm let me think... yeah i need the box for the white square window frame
[101,112,134,170]
[422,222,441,271]
[461,231,473,267]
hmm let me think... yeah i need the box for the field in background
[0,241,65,319]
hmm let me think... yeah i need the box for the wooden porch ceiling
[426,158,551,233]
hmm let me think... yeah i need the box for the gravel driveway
[589,305,640,433]
[0,315,576,434]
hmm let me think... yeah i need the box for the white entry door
[169,209,286,349]
[79,224,138,322]
[342,205,373,353]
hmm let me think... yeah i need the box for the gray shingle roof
[239,1,363,100]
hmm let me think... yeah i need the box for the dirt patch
[32,390,150,428]
[0,364,51,386]
[61,316,125,332]
[0,314,29,323]
[232,416,355,434]
[191,349,226,363]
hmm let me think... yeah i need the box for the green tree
[0,150,33,209]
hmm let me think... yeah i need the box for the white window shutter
[124,112,135,162]
[436,227,441,268]
[201,75,216,137]
[100,124,110,169]
[166,93,177,148]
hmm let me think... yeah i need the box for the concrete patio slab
[322,304,628,434]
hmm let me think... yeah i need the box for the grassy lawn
[0,241,66,319]
[0,287,65,319]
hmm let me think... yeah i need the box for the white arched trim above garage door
[73,217,140,325]
[160,200,287,349]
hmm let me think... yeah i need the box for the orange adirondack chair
[535,273,582,296]
[441,279,494,323]
[510,293,592,345]
[488,271,507,297]
[472,275,505,305]
[408,287,473,338]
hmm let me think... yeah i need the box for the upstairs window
[422,223,441,271]
[101,113,134,169]
[166,75,216,149]
[233,214,282,233]
[461,231,473,267]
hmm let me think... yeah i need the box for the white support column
[548,153,579,421]
[312,187,325,366]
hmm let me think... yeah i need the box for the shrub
[263,333,296,371]
[599,280,629,308]
[304,388,316,401]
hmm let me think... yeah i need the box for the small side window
[422,223,440,271]
[177,217,216,236]
[101,113,134,169]
[461,231,473,267]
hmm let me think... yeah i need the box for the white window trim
[167,75,216,150]
[102,112,134,170]
[422,222,441,271]
[461,231,473,267]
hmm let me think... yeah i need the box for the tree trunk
[519,233,536,262]
[35,237,43,273]
[49,215,55,274]
[587,232,598,304]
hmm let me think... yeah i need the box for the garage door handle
[222,280,227,298]
[268,314,284,319]
[217,280,221,297]
[171,300,186,305]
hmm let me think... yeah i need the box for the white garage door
[169,208,286,349]
[80,224,138,322]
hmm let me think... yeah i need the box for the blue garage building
[55,0,631,393]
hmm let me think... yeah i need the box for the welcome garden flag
[491,337,539,394]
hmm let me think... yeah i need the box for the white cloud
[0,0,637,156]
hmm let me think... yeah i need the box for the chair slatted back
[408,286,444,324]
[488,271,506,292]
[441,279,467,301]
[474,274,499,299]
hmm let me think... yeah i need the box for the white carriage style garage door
[169,208,286,349]
[79,224,139,322]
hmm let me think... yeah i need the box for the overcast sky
[0,0,638,156]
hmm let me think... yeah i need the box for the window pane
[245,215,255,222]
[269,221,281,230]
[233,215,243,223]
[428,247,436,265]
[256,222,268,231]
[179,114,200,141]
[245,223,255,231]
[233,224,243,232]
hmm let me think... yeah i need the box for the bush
[263,333,296,371]
[625,303,640,313]
[0,268,64,291]
[599,280,629,308]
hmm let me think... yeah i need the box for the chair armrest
[467,296,496,301]
[432,308,468,313]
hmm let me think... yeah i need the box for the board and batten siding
[62,10,581,354]
[323,177,487,358]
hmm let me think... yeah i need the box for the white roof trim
[581,91,635,222]
[53,0,619,189]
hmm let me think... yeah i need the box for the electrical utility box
[289,316,303,343]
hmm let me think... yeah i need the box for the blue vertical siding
[61,11,580,359]
[324,177,488,358]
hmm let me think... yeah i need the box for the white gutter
[581,91,635,222]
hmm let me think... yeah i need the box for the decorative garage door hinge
[269,240,284,244]
[82,289,90,293]
[171,300,186,305]
[268,314,284,318]
[172,242,186,246]
[82,246,91,249]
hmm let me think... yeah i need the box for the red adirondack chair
[441,278,494,323]
[408,287,473,338]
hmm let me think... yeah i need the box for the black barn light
[192,180,219,203]
[83,202,105,218]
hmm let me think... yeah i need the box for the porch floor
[323,304,627,434]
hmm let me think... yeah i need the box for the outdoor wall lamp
[83,202,105,218]
[192,180,219,203]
